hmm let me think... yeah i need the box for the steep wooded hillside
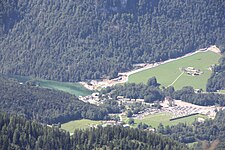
[207,55,225,92]
[0,77,108,124]
[0,0,224,81]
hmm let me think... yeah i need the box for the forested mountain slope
[207,55,225,92]
[0,113,189,150]
[0,0,225,81]
[0,77,108,124]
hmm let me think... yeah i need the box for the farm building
[184,67,203,76]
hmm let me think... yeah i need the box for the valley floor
[81,45,221,90]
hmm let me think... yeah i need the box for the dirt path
[119,48,207,80]
[207,45,221,55]
[168,71,184,87]
[117,45,220,84]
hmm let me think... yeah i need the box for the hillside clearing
[61,119,102,133]
[130,113,207,128]
[128,51,221,90]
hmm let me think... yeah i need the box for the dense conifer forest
[0,0,224,81]
[173,86,225,106]
[0,77,108,124]
[0,113,189,150]
[207,55,225,92]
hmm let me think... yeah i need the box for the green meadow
[61,113,206,133]
[128,51,221,90]
[126,113,207,128]
[1,74,92,96]
[61,119,102,133]
[218,90,225,94]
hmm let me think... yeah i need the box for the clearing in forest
[128,51,221,90]
[61,119,102,133]
[132,113,207,128]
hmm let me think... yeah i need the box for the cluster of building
[79,93,149,108]
[79,92,221,130]
[116,96,146,106]
[161,98,218,119]
[166,106,207,119]
[101,120,130,128]
[129,97,219,121]
[183,67,203,76]
[78,92,106,106]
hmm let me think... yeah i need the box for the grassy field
[123,113,207,128]
[128,51,221,90]
[61,113,205,133]
[61,119,102,133]
[1,74,92,96]
[218,90,225,94]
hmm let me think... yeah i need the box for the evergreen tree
[147,77,159,87]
